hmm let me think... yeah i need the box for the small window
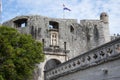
[42,39,45,47]
[94,25,99,40]
[70,25,74,33]
[21,23,26,27]
[49,21,59,30]
[105,15,107,17]
[14,18,27,28]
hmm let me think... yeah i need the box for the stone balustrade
[45,38,120,80]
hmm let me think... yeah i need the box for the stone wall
[56,58,120,80]
[34,54,66,80]
[2,12,110,80]
[45,37,120,80]
[2,13,110,59]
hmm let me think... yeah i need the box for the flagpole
[63,4,65,19]
[63,9,65,19]
[62,4,71,19]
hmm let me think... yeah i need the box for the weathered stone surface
[2,13,110,58]
[45,37,120,80]
[55,58,120,80]
[2,12,110,80]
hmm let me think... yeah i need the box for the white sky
[1,0,120,34]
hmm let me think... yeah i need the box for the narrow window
[64,42,66,51]
[70,25,74,33]
[42,39,45,47]
[94,25,99,40]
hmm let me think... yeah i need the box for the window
[14,18,27,28]
[49,21,59,30]
[94,25,99,40]
[21,23,26,27]
[51,32,58,46]
[70,25,74,33]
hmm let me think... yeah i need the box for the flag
[63,4,71,11]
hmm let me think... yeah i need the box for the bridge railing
[45,38,120,80]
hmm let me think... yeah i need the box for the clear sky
[1,0,120,35]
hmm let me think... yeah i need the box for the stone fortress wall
[2,12,110,80]
[3,12,110,59]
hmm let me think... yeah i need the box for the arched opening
[70,25,74,33]
[14,18,28,28]
[49,21,59,30]
[44,59,61,71]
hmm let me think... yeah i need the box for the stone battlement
[45,37,120,80]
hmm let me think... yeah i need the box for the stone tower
[2,12,110,80]
[100,12,110,43]
[100,12,109,23]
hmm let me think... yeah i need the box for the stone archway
[44,59,62,80]
[36,55,66,80]
[44,59,61,71]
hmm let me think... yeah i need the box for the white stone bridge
[45,38,120,80]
